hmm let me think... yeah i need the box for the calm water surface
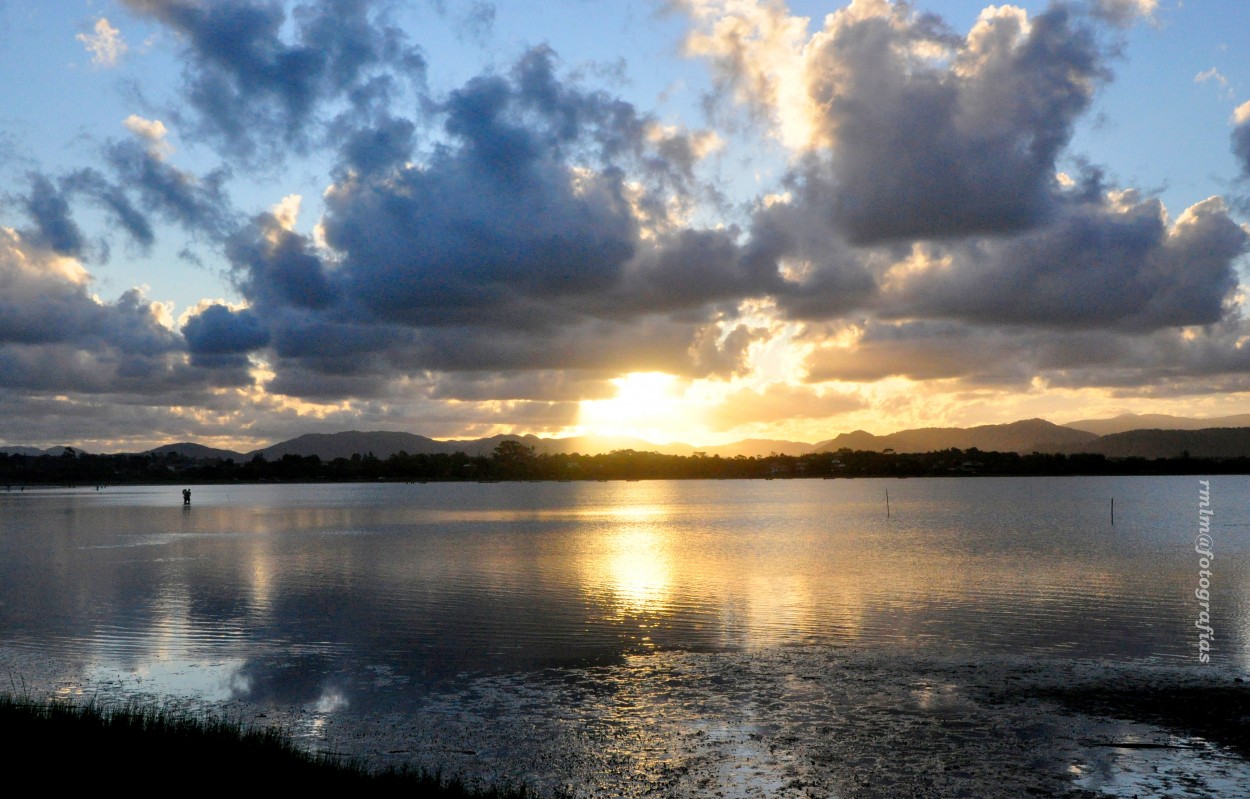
[4,477,1250,796]
[3,476,1248,705]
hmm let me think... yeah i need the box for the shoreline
[0,693,547,797]
[6,644,1248,798]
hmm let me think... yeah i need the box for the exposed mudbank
[8,645,1248,798]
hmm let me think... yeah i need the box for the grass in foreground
[0,694,544,796]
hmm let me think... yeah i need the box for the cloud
[815,2,1107,243]
[680,0,813,148]
[19,120,225,257]
[77,17,128,68]
[121,0,427,161]
[20,173,86,256]
[197,17,1250,419]
[806,321,1020,384]
[457,1,495,45]
[30,116,230,255]
[181,303,270,368]
[335,115,416,178]
[681,3,1250,342]
[61,168,156,249]
[123,114,175,159]
[1234,101,1250,180]
[428,370,617,403]
[104,133,235,237]
[687,320,768,378]
[805,315,1250,395]
[881,194,1249,331]
[216,46,745,402]
[1195,67,1229,88]
[0,227,253,397]
[1089,0,1157,27]
[684,1,1112,244]
[227,211,335,311]
[707,383,863,429]
[10,1,1247,448]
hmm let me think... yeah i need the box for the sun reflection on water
[576,500,676,621]
[602,528,674,616]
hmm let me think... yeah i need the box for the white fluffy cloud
[77,18,127,68]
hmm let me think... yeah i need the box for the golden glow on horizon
[576,371,704,444]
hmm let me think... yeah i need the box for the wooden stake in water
[1111,497,1115,526]
[886,488,891,518]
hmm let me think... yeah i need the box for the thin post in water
[886,488,891,518]
[1111,497,1115,526]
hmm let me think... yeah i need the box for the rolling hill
[1063,413,1250,436]
[13,417,1250,463]
[1056,427,1250,459]
[809,419,1098,455]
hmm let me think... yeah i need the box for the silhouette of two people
[182,488,191,505]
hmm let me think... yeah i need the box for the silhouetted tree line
[4,442,1250,487]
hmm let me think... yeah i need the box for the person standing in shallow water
[182,488,191,505]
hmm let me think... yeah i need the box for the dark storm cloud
[11,0,1236,433]
[260,313,414,398]
[0,229,255,398]
[617,227,758,313]
[679,0,1250,387]
[181,303,271,368]
[318,88,636,326]
[105,138,236,237]
[0,233,167,352]
[810,3,1108,244]
[121,0,426,161]
[806,317,1250,391]
[226,213,335,310]
[21,173,85,256]
[740,147,1245,332]
[219,45,745,401]
[683,2,1231,334]
[258,313,707,399]
[62,168,156,249]
[336,114,416,177]
[402,316,702,374]
[885,195,1249,331]
[739,167,887,319]
[18,145,229,260]
[214,16,1250,407]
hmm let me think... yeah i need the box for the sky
[2,0,1250,452]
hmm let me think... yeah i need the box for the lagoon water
[4,477,1250,796]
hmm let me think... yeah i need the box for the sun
[576,372,701,443]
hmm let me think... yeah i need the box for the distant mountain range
[1062,412,1250,436]
[232,431,812,461]
[0,445,82,457]
[809,419,1097,455]
[1055,428,1250,459]
[8,413,1250,461]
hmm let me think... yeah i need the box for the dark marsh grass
[0,694,548,797]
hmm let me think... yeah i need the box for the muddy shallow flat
[12,645,1249,799]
